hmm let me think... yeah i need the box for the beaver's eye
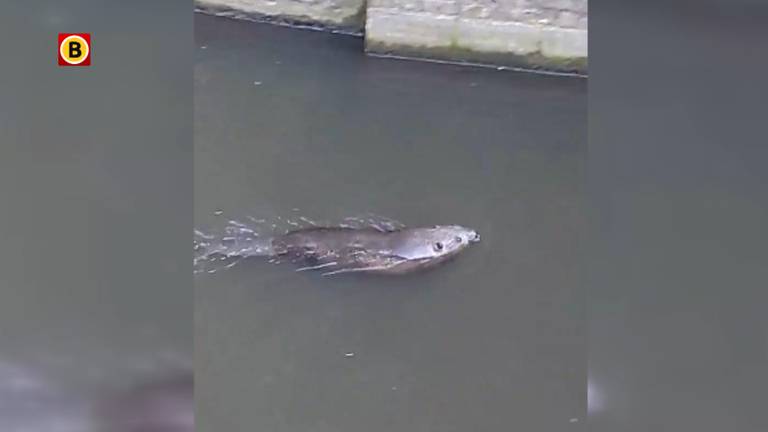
[434,242,443,251]
[455,236,462,243]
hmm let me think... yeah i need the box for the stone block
[196,0,588,73]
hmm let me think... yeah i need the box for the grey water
[0,2,192,431]
[588,2,768,431]
[195,13,586,432]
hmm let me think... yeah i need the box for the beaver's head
[393,225,480,262]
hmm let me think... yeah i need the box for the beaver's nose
[471,231,480,242]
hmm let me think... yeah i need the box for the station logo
[58,33,91,66]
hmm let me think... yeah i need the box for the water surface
[195,13,587,432]
[0,2,192,430]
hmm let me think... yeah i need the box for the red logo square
[58,33,91,66]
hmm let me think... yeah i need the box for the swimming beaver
[272,225,480,275]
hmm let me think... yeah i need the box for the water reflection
[96,373,193,432]
[588,379,604,414]
[0,358,192,432]
[0,360,88,432]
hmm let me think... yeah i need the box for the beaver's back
[271,227,390,257]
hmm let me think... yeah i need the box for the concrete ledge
[366,6,587,74]
[196,0,366,33]
[195,0,588,74]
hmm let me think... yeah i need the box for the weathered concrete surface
[366,0,588,73]
[195,0,366,31]
[195,0,588,73]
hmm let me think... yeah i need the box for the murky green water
[195,14,586,432]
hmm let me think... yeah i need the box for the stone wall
[195,0,367,31]
[366,0,587,73]
[194,0,588,73]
